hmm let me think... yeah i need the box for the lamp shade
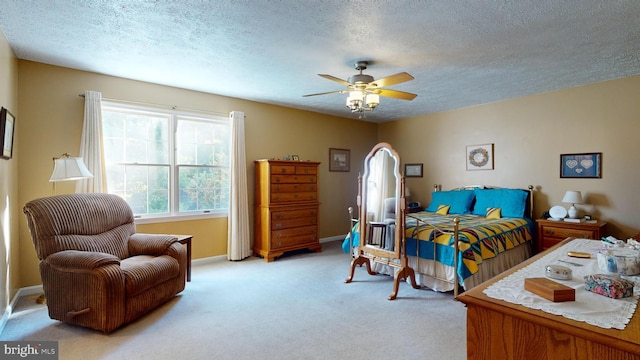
[365,94,379,107]
[49,156,93,182]
[562,190,583,205]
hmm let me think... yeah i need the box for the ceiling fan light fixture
[348,90,363,102]
[365,94,379,108]
[304,60,416,118]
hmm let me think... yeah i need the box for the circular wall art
[466,143,494,170]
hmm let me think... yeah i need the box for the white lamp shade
[348,91,363,102]
[365,94,379,107]
[562,190,583,205]
[49,157,93,182]
[562,190,582,219]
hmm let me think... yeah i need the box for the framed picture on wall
[560,152,602,178]
[466,143,494,170]
[329,148,350,172]
[404,163,423,177]
[0,107,15,160]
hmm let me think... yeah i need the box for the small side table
[174,235,193,282]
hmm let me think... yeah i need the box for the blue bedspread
[342,212,534,281]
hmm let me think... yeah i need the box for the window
[102,102,230,219]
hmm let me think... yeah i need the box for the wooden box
[524,277,575,302]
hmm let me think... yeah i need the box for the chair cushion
[120,255,180,297]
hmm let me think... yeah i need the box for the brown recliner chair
[23,193,187,333]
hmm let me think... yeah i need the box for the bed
[343,184,535,296]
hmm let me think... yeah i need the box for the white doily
[483,239,640,330]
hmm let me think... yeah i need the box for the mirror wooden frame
[345,142,418,300]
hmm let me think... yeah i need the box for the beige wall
[7,57,640,299]
[380,75,640,238]
[16,61,378,287]
[0,32,18,314]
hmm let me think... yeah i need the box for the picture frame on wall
[560,152,602,178]
[404,163,423,177]
[329,148,350,172]
[0,107,15,160]
[466,143,494,170]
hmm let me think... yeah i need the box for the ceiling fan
[303,61,417,115]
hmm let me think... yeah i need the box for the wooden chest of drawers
[254,160,321,262]
[536,219,607,253]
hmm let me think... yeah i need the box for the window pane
[102,109,169,165]
[105,164,125,193]
[102,104,230,217]
[124,115,169,164]
[177,118,230,166]
[125,165,169,215]
[178,166,229,211]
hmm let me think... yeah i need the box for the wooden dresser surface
[457,237,640,360]
[254,160,321,262]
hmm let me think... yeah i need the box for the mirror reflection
[363,146,399,252]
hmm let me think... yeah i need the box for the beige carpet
[1,241,467,359]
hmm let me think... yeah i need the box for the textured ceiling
[1,1,639,122]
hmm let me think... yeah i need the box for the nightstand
[536,219,607,253]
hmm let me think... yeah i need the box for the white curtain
[227,111,251,260]
[76,90,106,193]
[367,150,390,221]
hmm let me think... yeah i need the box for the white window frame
[101,101,230,224]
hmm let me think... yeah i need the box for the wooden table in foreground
[457,237,640,360]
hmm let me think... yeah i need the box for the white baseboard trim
[192,236,345,265]
[192,254,226,266]
[321,235,345,243]
[0,285,43,335]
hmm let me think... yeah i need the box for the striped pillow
[486,207,502,219]
[436,204,450,215]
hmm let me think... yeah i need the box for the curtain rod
[78,94,230,117]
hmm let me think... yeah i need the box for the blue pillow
[426,190,475,214]
[472,188,527,218]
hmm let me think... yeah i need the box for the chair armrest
[128,233,179,256]
[45,250,120,270]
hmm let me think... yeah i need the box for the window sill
[134,212,227,225]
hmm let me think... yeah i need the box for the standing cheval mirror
[345,142,418,300]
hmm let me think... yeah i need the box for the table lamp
[562,190,583,219]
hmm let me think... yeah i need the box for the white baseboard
[192,236,344,265]
[321,235,345,243]
[191,254,226,266]
[0,285,43,335]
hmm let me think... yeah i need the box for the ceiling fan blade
[302,90,346,97]
[370,72,414,88]
[375,88,417,101]
[318,74,351,86]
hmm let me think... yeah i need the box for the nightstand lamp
[562,190,583,219]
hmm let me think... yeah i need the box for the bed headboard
[433,184,535,219]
